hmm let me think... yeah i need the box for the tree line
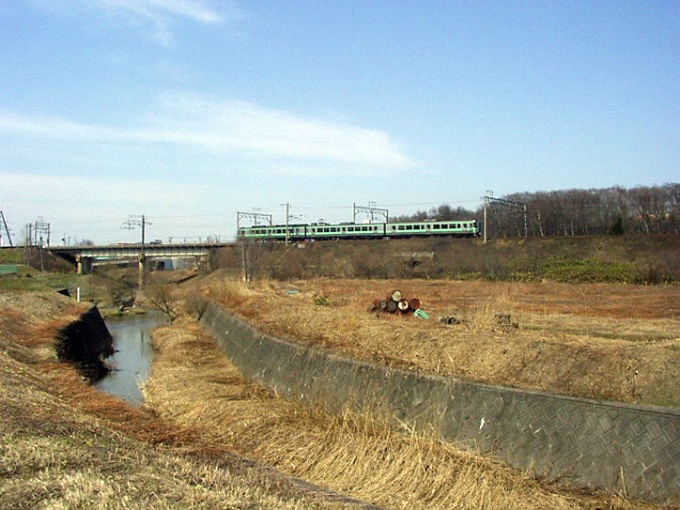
[394,183,680,238]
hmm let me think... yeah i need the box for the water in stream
[96,312,165,406]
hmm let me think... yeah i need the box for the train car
[385,219,479,238]
[237,218,480,241]
[306,222,384,240]
[237,224,307,242]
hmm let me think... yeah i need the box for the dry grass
[0,290,374,510]
[145,320,665,510]
[199,276,680,407]
[3,279,678,509]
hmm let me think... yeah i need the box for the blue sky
[1,1,678,245]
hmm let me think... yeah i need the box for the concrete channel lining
[200,302,680,504]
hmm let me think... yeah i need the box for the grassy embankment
[140,273,680,510]
[223,235,680,283]
[0,290,374,510]
[200,276,680,408]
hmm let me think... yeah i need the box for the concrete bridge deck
[50,242,232,274]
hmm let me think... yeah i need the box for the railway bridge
[50,242,231,276]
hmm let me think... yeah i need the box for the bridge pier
[138,255,146,289]
[76,256,93,275]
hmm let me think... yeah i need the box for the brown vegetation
[0,291,376,510]
[220,235,680,284]
[3,249,679,509]
[146,319,664,510]
[202,276,680,408]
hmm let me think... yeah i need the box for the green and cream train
[237,219,480,242]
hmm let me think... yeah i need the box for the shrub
[542,257,637,283]
[313,294,331,306]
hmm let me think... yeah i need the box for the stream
[95,312,166,406]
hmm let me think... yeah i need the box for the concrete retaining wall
[200,302,680,503]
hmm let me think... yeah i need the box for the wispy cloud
[0,93,415,171]
[144,0,223,23]
[90,0,224,23]
[52,0,227,45]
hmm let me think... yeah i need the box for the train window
[373,226,377,231]
[398,225,404,231]
[433,224,440,229]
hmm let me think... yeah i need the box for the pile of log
[371,290,426,317]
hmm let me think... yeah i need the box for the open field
[202,276,680,408]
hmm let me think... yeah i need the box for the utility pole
[236,211,273,229]
[124,215,149,247]
[124,215,151,288]
[483,196,488,244]
[0,211,13,247]
[482,193,528,242]
[236,211,274,283]
[353,202,389,223]
[280,204,302,244]
[283,203,290,244]
[34,217,50,247]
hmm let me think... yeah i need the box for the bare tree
[479,184,679,238]
[144,275,178,322]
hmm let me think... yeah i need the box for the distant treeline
[395,183,680,238]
